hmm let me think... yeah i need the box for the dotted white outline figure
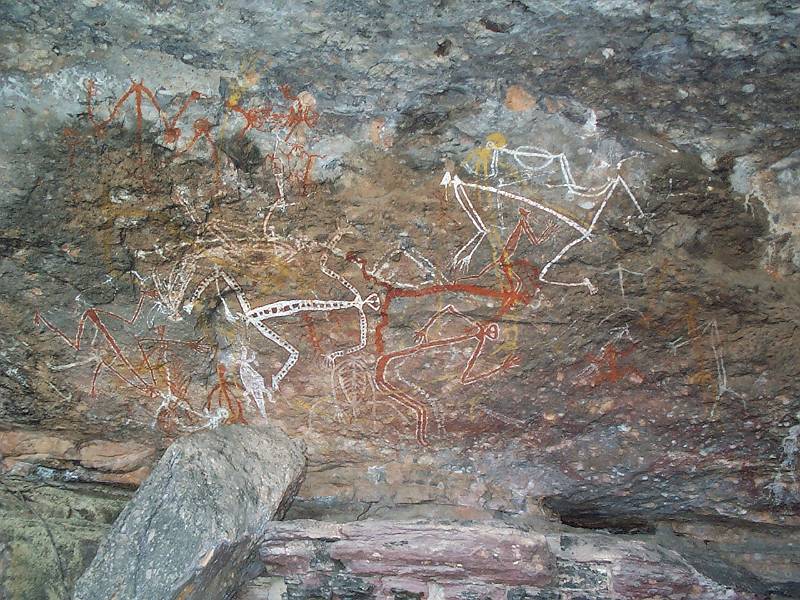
[441,149,645,294]
[185,253,380,394]
[236,345,272,417]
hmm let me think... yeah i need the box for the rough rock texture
[243,519,761,599]
[0,476,131,600]
[1,430,155,486]
[1,0,799,596]
[73,424,306,600]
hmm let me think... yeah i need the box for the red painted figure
[227,98,274,139]
[34,291,159,398]
[88,79,168,141]
[275,85,319,141]
[375,305,521,446]
[345,209,552,445]
[163,90,205,144]
[206,363,247,424]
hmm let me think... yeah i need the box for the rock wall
[1,1,799,596]
[247,520,765,599]
[0,476,131,599]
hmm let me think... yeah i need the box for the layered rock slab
[252,520,760,599]
[73,424,305,600]
[0,430,155,486]
[0,476,131,600]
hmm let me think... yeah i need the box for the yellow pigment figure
[463,132,508,178]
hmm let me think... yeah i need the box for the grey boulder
[73,424,306,600]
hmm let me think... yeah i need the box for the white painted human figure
[368,243,449,289]
[185,253,380,394]
[236,345,272,417]
[151,256,197,323]
[667,319,739,416]
[441,144,645,294]
[154,391,229,432]
[598,263,651,325]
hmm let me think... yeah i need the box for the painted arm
[414,304,477,344]
[460,333,521,385]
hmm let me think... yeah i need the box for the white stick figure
[236,345,272,417]
[185,254,380,393]
[441,155,644,294]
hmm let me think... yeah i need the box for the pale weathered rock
[73,424,305,600]
[330,521,553,585]
[0,431,77,464]
[0,430,156,486]
[76,440,154,473]
[250,519,760,599]
[0,475,131,600]
[87,467,152,486]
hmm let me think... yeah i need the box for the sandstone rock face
[248,519,760,599]
[1,0,799,596]
[0,476,131,600]
[0,431,155,486]
[73,424,306,600]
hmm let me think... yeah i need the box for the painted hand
[501,354,523,371]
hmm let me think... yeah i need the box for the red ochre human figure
[375,305,521,446]
[576,342,642,388]
[266,142,322,195]
[300,313,324,357]
[175,117,219,172]
[34,291,160,398]
[345,210,551,445]
[457,207,555,303]
[287,143,322,192]
[62,127,82,166]
[205,363,247,424]
[275,85,319,141]
[348,208,546,357]
[136,325,209,393]
[86,79,206,143]
[153,372,192,434]
[135,329,196,433]
[81,80,318,185]
[34,293,211,422]
[163,90,205,144]
[87,79,169,141]
[226,98,274,139]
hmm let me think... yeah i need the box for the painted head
[483,322,500,340]
[485,132,508,150]
[363,293,381,312]
[296,91,317,111]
